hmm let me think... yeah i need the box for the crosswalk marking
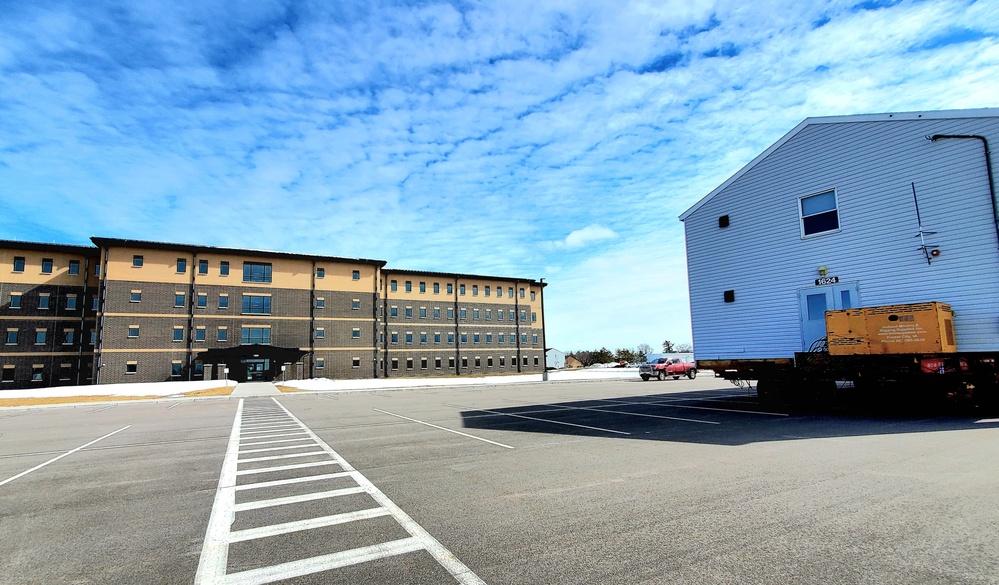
[194,398,487,585]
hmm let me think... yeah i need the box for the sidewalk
[230,382,282,397]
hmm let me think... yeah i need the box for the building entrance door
[244,359,270,381]
[798,283,859,351]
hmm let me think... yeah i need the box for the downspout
[372,266,379,378]
[382,273,390,377]
[928,134,998,248]
[310,259,316,380]
[454,277,461,375]
[187,252,196,381]
[514,281,521,373]
[94,247,110,385]
[539,279,548,381]
[76,255,90,386]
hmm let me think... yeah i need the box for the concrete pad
[231,382,282,397]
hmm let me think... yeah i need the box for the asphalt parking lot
[3,376,999,584]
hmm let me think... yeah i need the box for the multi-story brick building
[1,237,546,388]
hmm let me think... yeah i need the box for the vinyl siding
[684,115,999,359]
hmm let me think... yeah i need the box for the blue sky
[1,0,997,353]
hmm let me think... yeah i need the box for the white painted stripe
[221,537,424,585]
[166,402,182,410]
[550,403,719,425]
[470,406,631,435]
[975,418,999,424]
[235,460,338,476]
[239,437,313,447]
[238,451,327,463]
[235,471,353,492]
[0,425,131,488]
[194,399,244,585]
[233,486,366,512]
[269,397,487,585]
[374,408,515,449]
[624,398,788,417]
[239,444,320,454]
[238,431,309,440]
[228,507,391,543]
[240,421,299,428]
[85,405,116,415]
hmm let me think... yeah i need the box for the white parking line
[238,451,328,463]
[239,444,320,455]
[166,402,182,410]
[595,397,788,417]
[238,431,309,439]
[194,400,244,583]
[239,437,313,447]
[235,471,353,492]
[0,425,131,488]
[464,406,630,435]
[235,460,339,476]
[549,404,719,425]
[374,408,514,449]
[228,507,392,542]
[233,486,367,512]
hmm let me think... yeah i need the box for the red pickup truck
[639,357,697,381]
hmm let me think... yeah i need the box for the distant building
[545,348,565,369]
[564,356,584,369]
[1,237,547,388]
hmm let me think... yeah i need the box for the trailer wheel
[657,370,665,381]
[687,369,697,379]
[641,374,650,381]
[756,379,782,407]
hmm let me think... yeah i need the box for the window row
[132,257,366,284]
[384,354,541,371]
[1,363,77,383]
[385,331,539,345]
[6,292,82,310]
[314,357,363,369]
[124,360,205,378]
[386,306,536,322]
[11,256,84,276]
[388,280,536,300]
[125,291,362,313]
[5,327,79,345]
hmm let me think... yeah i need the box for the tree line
[566,340,692,366]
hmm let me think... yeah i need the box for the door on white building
[798,283,859,351]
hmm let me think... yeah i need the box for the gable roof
[678,108,999,222]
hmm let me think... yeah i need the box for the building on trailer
[679,108,999,363]
[0,237,547,388]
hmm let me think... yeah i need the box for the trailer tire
[687,369,697,380]
[641,374,650,381]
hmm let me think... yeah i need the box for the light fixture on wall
[818,265,828,276]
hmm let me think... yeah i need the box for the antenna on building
[911,182,938,265]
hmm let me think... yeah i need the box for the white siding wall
[685,116,999,360]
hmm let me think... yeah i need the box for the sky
[1,0,997,353]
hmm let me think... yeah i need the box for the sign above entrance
[815,276,839,286]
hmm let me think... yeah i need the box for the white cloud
[549,224,618,250]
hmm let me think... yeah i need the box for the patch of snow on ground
[0,379,235,399]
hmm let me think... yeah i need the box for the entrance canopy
[195,345,308,382]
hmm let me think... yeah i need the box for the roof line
[89,236,387,266]
[678,107,999,221]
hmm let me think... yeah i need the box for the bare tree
[676,343,693,353]
[662,339,675,353]
[636,343,653,362]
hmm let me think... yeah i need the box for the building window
[133,255,143,267]
[531,291,536,301]
[173,327,184,342]
[435,357,442,369]
[220,261,230,276]
[35,329,47,344]
[433,307,441,319]
[472,285,478,296]
[38,258,53,274]
[391,358,399,370]
[5,329,17,344]
[419,307,427,318]
[419,281,426,293]
[800,189,840,236]
[486,333,493,343]
[475,357,481,367]
[461,357,468,368]
[89,330,96,345]
[485,310,491,321]
[198,259,208,275]
[509,310,515,320]
[352,328,361,339]
[92,295,98,310]
[241,327,271,345]
[243,295,271,314]
[176,258,187,273]
[421,357,428,369]
[316,328,325,339]
[473,309,480,319]
[520,310,527,321]
[38,294,50,309]
[532,312,537,322]
[459,284,466,295]
[473,333,480,343]
[405,307,413,318]
[534,356,540,366]
[460,333,467,343]
[127,326,139,338]
[485,286,490,297]
[352,357,361,368]
[1,366,14,382]
[447,283,453,295]
[533,334,538,344]
[125,362,137,375]
[130,291,141,303]
[195,328,206,342]
[13,256,25,272]
[175,293,186,307]
[315,297,325,309]
[420,332,427,343]
[447,308,454,319]
[68,260,80,275]
[194,362,204,376]
[500,356,506,367]
[10,293,21,309]
[317,267,325,278]
[523,356,529,366]
[460,309,467,319]
[406,358,414,370]
[197,293,207,308]
[434,332,441,343]
[449,357,456,369]
[520,288,525,299]
[243,262,272,283]
[406,332,413,343]
[352,270,360,280]
[316,358,325,369]
[499,333,505,343]
[404,281,412,292]
[508,287,514,298]
[391,332,398,343]
[219,294,229,309]
[171,362,182,377]
[66,295,77,310]
[32,365,44,382]
[433,283,440,294]
[390,280,397,292]
[218,327,228,342]
[352,299,360,310]
[448,332,455,343]
[390,306,398,317]
[497,310,503,321]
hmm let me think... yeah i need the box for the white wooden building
[680,109,999,361]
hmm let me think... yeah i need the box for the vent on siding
[718,215,730,228]
[723,290,735,303]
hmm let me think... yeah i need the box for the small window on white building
[799,190,839,237]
